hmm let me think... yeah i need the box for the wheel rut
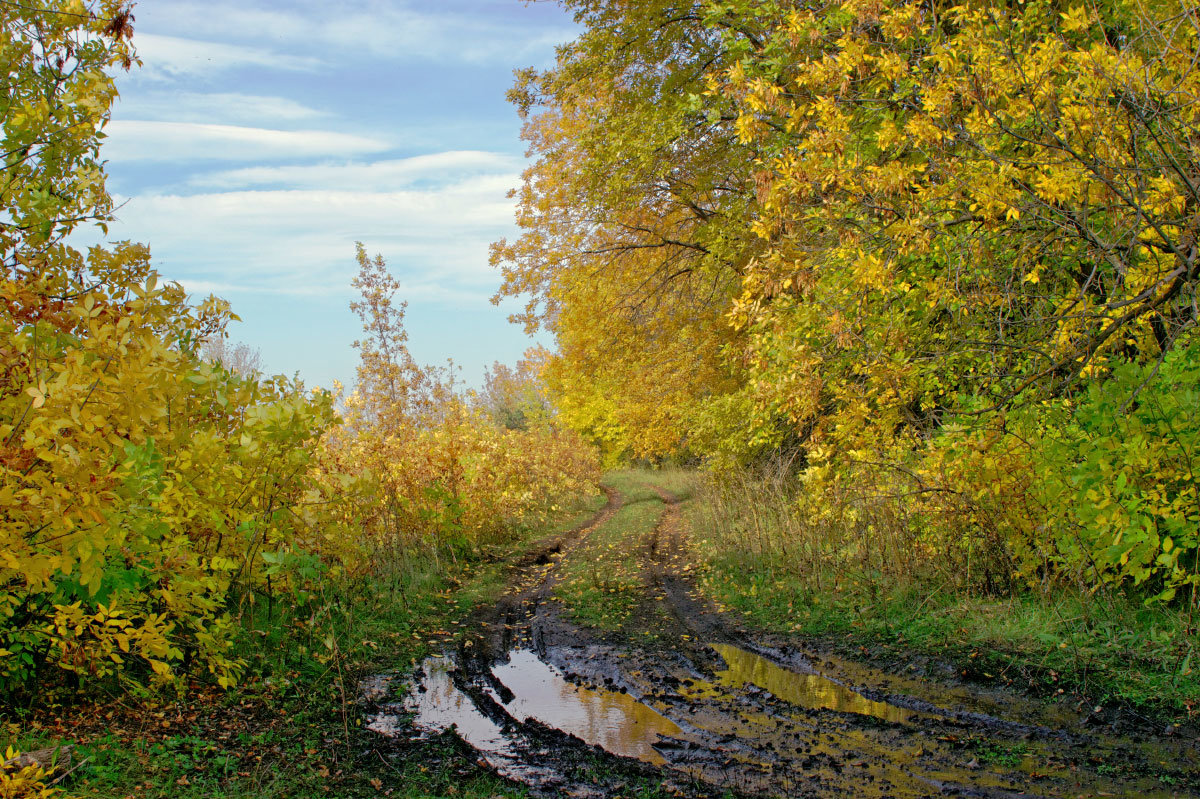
[364,480,1200,798]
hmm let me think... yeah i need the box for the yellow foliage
[1,747,61,799]
[501,0,1200,602]
[324,247,600,556]
[491,6,755,461]
[1,2,355,690]
[0,251,350,687]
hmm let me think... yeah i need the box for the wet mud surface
[364,485,1200,797]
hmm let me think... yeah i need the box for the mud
[364,484,1200,797]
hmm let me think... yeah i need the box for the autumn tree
[348,243,438,423]
[333,247,600,554]
[708,0,1199,596]
[492,0,777,459]
[478,349,554,431]
[1,2,351,690]
[715,0,1196,431]
[201,337,263,376]
[503,0,1198,601]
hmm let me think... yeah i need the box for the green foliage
[6,497,606,799]
[687,472,1200,712]
[1026,339,1200,602]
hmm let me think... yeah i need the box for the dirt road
[365,481,1200,797]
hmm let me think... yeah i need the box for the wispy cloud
[140,1,575,65]
[190,151,523,191]
[97,0,574,389]
[103,121,391,163]
[115,92,329,125]
[109,170,519,297]
[133,33,322,79]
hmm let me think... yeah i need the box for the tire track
[640,484,1200,798]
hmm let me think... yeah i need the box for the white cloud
[190,151,523,191]
[107,172,520,297]
[132,33,322,79]
[103,121,391,163]
[138,1,575,65]
[115,92,328,125]
[87,0,572,391]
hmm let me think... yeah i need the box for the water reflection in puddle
[393,650,682,768]
[369,646,1189,799]
[492,649,682,764]
[705,643,913,724]
[390,655,520,758]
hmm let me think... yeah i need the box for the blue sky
[91,0,576,390]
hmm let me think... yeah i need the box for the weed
[968,739,1029,768]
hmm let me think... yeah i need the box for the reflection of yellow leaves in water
[700,644,913,724]
[494,650,682,764]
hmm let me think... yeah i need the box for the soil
[362,484,1200,798]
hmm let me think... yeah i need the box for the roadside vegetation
[689,470,1200,714]
[552,468,1198,716]
[4,495,602,799]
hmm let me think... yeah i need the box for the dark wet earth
[363,485,1200,797]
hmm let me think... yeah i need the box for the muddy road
[364,482,1200,797]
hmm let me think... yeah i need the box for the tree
[492,0,771,458]
[478,349,553,431]
[333,248,600,553]
[1,2,349,689]
[201,337,263,376]
[348,243,433,422]
[2,0,134,278]
[501,0,1200,600]
[713,0,1200,598]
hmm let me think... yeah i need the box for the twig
[46,756,92,788]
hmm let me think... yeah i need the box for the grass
[553,468,694,633]
[684,474,1200,719]
[2,494,606,799]
[12,459,1195,797]
[554,471,662,630]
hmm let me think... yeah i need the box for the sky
[89,0,577,390]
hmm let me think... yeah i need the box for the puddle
[491,649,682,764]
[705,643,914,724]
[397,655,519,756]
[391,649,682,772]
[368,647,1195,799]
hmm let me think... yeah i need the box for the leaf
[26,385,45,408]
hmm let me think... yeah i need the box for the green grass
[687,499,1200,718]
[554,471,664,630]
[2,494,607,799]
[10,728,527,799]
[552,468,697,637]
[629,466,697,501]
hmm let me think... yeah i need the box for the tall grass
[690,460,931,597]
[685,462,1200,712]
